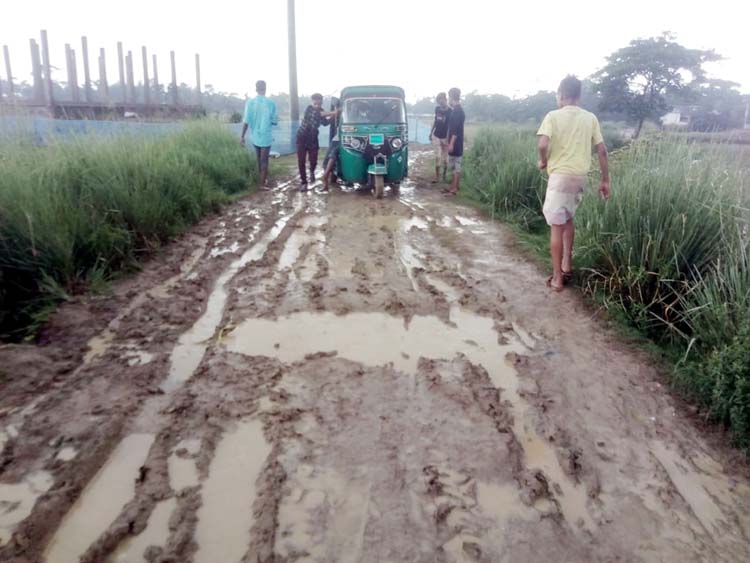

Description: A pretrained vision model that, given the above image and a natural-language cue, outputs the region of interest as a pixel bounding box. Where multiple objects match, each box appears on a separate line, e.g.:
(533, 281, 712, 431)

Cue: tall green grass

(0, 122, 256, 338)
(464, 127, 750, 447)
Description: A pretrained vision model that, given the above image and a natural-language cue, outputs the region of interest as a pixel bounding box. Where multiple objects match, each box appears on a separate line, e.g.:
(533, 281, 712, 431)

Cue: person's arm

(270, 101, 278, 127)
(592, 118, 609, 199)
(536, 113, 553, 169)
(429, 111, 437, 141)
(240, 101, 252, 146)
(537, 135, 550, 170)
(240, 123, 248, 146)
(596, 142, 610, 199)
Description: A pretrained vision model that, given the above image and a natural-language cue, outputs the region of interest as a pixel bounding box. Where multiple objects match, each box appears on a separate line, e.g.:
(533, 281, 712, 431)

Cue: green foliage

(0, 122, 256, 339)
(594, 33, 721, 137)
(463, 127, 750, 444)
(462, 126, 546, 230)
(677, 325, 750, 448)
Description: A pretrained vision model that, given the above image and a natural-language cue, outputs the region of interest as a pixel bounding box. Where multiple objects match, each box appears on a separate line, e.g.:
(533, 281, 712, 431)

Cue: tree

(593, 33, 721, 138)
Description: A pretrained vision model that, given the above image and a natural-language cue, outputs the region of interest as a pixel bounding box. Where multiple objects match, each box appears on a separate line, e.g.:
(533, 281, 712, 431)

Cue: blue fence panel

(0, 115, 434, 155)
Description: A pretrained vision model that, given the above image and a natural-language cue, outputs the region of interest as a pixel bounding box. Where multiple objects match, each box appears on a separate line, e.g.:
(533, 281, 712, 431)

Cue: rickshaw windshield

(342, 97, 406, 124)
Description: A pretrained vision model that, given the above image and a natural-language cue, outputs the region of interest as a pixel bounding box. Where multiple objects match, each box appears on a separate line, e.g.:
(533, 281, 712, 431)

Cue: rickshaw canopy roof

(340, 85, 405, 101)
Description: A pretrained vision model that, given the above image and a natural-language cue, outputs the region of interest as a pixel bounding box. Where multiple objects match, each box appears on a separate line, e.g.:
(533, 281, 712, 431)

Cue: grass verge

(0, 121, 258, 340)
(463, 125, 750, 449)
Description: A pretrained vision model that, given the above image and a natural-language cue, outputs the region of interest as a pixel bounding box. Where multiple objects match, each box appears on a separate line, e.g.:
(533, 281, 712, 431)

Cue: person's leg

(322, 157, 335, 191)
(254, 145, 262, 175)
(441, 141, 449, 181)
(433, 137, 441, 182)
(448, 157, 461, 194)
(259, 147, 271, 188)
(309, 146, 319, 181)
(562, 218, 575, 274)
(550, 224, 565, 289)
(296, 141, 307, 186)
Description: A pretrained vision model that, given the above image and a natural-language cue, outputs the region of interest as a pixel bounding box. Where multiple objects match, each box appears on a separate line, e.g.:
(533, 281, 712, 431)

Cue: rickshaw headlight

(391, 137, 403, 150)
(351, 137, 362, 150)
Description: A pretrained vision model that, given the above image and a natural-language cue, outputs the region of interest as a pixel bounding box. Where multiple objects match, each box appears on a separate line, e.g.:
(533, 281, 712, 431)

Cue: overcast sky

(2, 0, 748, 103)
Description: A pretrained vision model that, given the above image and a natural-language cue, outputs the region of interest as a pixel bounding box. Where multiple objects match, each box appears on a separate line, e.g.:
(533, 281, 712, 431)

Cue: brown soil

(1, 147, 749, 563)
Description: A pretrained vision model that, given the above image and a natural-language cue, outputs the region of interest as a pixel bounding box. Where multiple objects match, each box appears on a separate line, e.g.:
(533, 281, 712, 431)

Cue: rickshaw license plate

(369, 133, 385, 145)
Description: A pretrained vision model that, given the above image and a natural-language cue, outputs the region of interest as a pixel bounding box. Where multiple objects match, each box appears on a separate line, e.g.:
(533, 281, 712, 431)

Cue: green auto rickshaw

(337, 85, 408, 198)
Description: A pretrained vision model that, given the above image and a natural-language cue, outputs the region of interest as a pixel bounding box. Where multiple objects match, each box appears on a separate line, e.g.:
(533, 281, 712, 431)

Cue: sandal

(562, 271, 573, 285)
(546, 276, 564, 292)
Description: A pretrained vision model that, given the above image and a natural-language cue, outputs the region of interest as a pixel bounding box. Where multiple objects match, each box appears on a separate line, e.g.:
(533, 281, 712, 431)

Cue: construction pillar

(126, 50, 135, 104)
(170, 50, 178, 106)
(81, 36, 92, 102)
(99, 47, 109, 101)
(3, 45, 13, 98)
(30, 39, 44, 102)
(152, 54, 159, 104)
(195, 53, 201, 105)
(141, 46, 150, 106)
(287, 0, 299, 122)
(117, 42, 125, 102)
(40, 30, 53, 106)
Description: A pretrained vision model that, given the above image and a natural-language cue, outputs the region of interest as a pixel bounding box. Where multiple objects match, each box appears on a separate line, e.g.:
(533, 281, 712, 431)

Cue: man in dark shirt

(321, 97, 341, 190)
(296, 93, 336, 192)
(445, 87, 465, 196)
(429, 92, 452, 183)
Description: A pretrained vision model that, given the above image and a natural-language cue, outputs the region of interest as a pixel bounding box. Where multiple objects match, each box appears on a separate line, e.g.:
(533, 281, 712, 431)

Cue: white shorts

(432, 136, 449, 164)
(542, 174, 587, 226)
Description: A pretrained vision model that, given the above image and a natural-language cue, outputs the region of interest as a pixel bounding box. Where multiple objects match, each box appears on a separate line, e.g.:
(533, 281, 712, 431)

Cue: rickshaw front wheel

(374, 175, 385, 199)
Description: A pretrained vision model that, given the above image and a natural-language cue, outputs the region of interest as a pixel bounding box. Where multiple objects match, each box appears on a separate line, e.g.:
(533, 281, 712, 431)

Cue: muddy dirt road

(1, 147, 750, 562)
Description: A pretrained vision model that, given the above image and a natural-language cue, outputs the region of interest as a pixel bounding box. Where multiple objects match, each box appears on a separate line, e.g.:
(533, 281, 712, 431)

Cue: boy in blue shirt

(240, 80, 278, 190)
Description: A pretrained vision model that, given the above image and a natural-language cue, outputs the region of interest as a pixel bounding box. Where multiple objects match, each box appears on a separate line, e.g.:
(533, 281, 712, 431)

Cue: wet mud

(1, 147, 749, 562)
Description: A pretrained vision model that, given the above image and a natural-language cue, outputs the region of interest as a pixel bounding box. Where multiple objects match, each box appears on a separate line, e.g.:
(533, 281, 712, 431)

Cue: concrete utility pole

(745, 103, 750, 130)
(287, 0, 299, 122)
(41, 30, 53, 105)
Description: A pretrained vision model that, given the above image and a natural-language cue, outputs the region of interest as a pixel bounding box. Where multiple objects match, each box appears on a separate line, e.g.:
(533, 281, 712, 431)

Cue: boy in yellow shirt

(537, 75, 610, 291)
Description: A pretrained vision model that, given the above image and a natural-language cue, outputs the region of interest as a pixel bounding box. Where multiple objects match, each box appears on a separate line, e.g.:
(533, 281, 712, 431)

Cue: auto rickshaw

(337, 85, 408, 198)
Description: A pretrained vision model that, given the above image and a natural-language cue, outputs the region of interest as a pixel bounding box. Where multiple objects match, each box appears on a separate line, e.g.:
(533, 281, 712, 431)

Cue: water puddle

(194, 419, 271, 563)
(512, 322, 536, 350)
(455, 216, 480, 227)
(278, 215, 327, 273)
(44, 433, 155, 563)
(168, 439, 201, 492)
(224, 301, 594, 531)
(402, 216, 429, 231)
(125, 349, 155, 367)
(650, 441, 747, 540)
(161, 212, 296, 393)
(210, 241, 240, 258)
(109, 498, 176, 563)
(56, 447, 78, 462)
(398, 235, 425, 294)
(0, 471, 53, 546)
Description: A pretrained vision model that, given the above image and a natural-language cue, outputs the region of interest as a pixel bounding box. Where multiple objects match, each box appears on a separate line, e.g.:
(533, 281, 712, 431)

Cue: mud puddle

(44, 433, 155, 563)
(0, 471, 54, 546)
(162, 209, 299, 393)
(194, 419, 271, 563)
